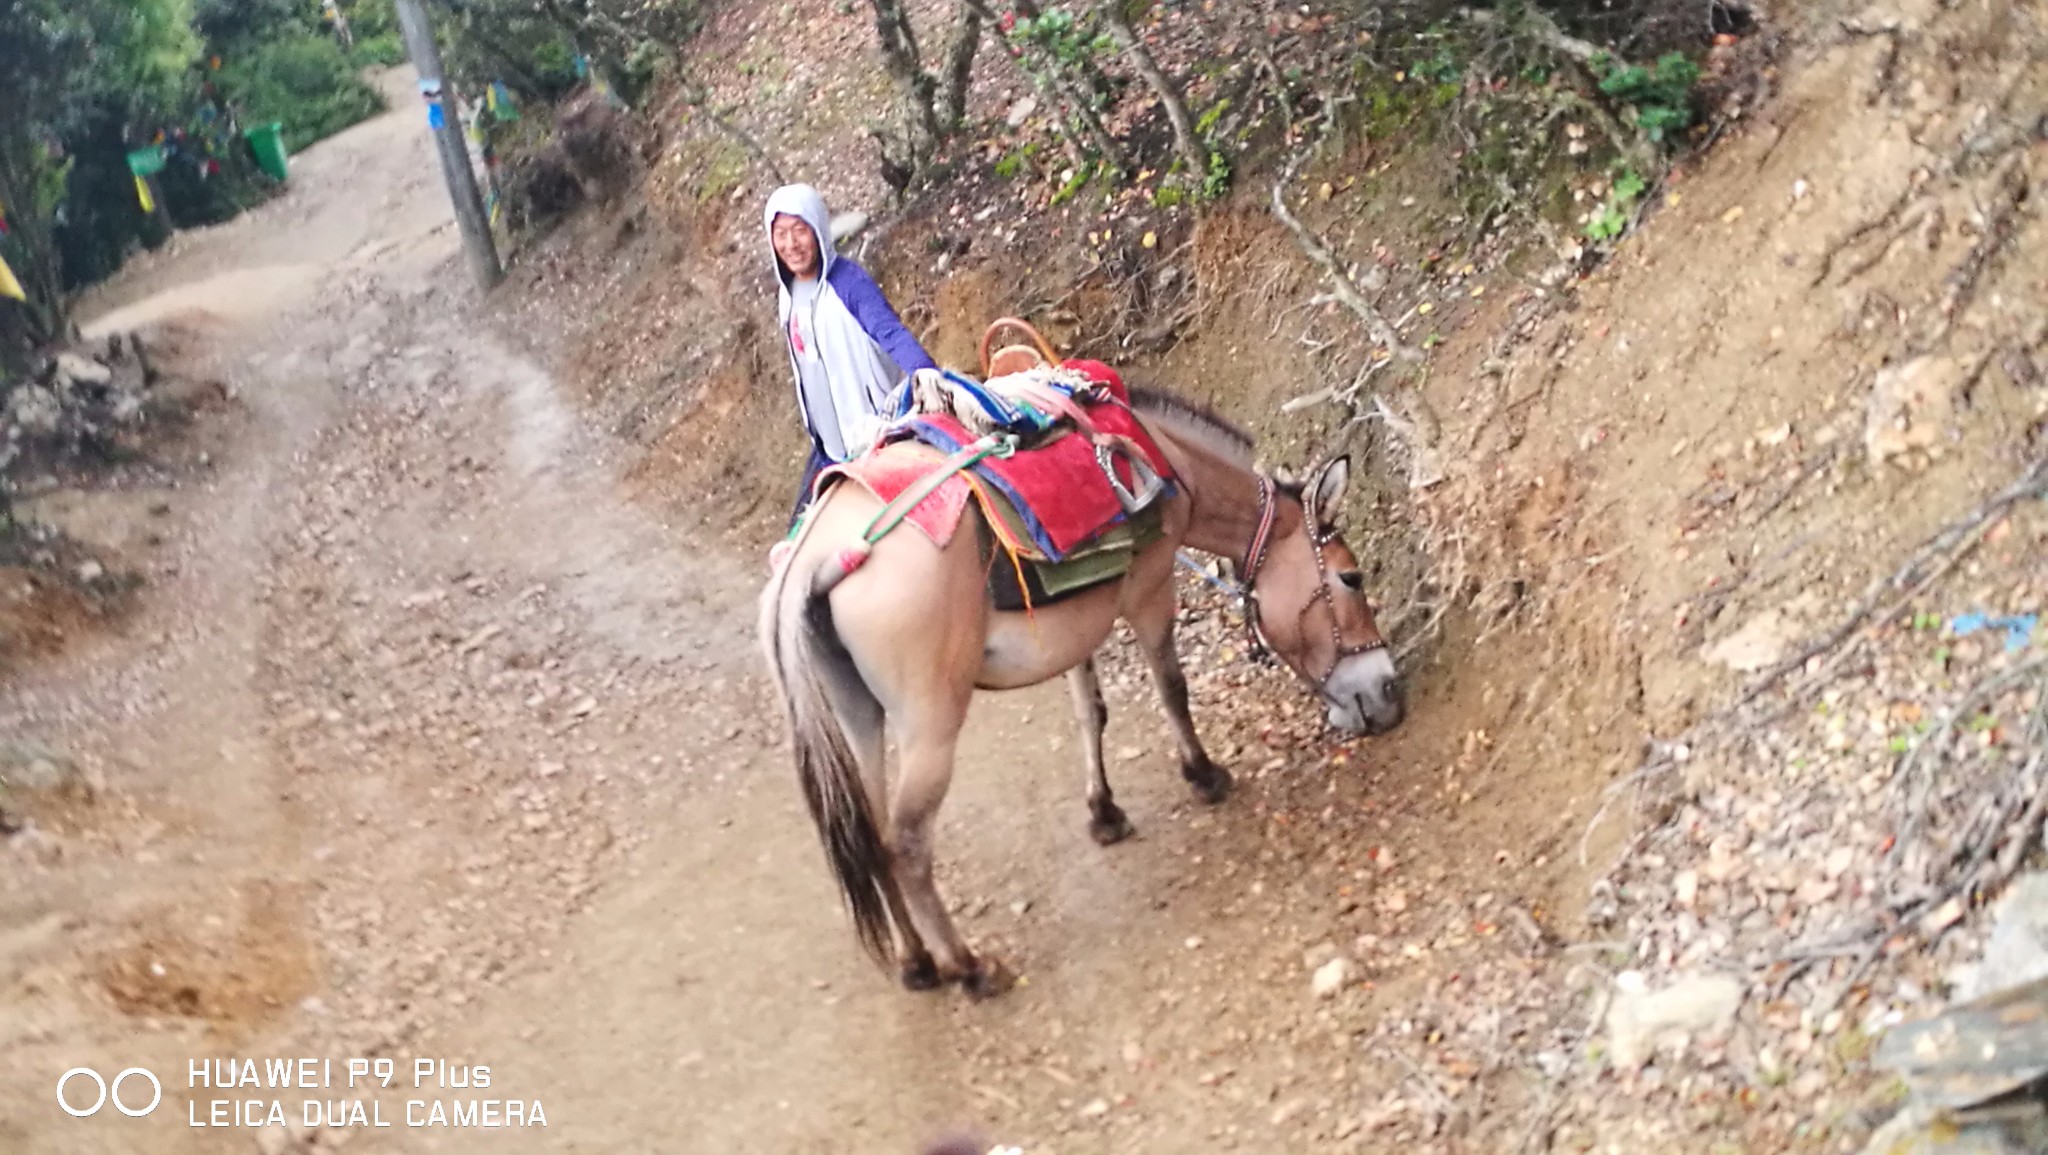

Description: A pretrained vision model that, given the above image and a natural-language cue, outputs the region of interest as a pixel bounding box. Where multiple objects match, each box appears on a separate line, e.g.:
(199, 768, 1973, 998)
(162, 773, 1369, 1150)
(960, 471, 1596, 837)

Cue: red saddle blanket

(820, 400, 1176, 562)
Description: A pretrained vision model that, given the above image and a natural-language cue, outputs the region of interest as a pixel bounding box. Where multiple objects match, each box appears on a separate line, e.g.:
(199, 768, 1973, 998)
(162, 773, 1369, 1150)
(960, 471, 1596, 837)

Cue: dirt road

(4, 69, 1504, 1155)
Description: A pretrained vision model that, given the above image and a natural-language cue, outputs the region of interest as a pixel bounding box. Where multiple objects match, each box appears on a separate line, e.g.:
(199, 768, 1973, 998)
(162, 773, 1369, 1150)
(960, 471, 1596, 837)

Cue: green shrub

(1048, 161, 1095, 206)
(1583, 168, 1646, 240)
(1596, 51, 1701, 144)
(616, 39, 667, 105)
(349, 32, 404, 69)
(342, 0, 397, 41)
(1199, 149, 1231, 202)
(1413, 46, 1460, 85)
(216, 34, 385, 153)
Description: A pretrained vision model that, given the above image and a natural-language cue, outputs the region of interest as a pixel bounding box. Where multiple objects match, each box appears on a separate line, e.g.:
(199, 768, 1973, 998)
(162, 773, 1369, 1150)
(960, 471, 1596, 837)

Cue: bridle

(1234, 473, 1387, 702)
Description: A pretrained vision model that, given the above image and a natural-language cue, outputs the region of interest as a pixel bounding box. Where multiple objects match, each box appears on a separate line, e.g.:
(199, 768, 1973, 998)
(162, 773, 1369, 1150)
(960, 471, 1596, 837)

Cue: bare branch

(1461, 6, 1600, 63)
(1269, 153, 1419, 364)
(679, 82, 786, 185)
(1094, 1, 1206, 181)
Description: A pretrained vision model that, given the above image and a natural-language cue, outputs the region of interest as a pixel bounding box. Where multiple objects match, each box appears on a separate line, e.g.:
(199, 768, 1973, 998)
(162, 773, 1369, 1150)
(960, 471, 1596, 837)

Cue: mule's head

(1244, 455, 1405, 736)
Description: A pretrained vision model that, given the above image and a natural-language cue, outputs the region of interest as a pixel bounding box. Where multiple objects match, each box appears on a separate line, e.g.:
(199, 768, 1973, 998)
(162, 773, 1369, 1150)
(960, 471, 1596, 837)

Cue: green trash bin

(245, 122, 289, 182)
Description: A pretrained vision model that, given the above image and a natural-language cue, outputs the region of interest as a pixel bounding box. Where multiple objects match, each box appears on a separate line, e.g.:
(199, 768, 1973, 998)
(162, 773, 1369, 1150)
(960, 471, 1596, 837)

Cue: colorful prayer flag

(0, 253, 26, 302)
(487, 81, 519, 121)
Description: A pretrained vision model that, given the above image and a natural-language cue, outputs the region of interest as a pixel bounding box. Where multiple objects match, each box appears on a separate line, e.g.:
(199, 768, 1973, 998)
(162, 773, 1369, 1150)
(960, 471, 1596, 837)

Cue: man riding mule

(758, 321, 1405, 997)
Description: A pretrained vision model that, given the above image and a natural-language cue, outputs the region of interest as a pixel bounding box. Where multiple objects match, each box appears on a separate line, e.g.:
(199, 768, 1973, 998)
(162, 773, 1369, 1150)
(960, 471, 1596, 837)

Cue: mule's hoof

(1184, 759, 1233, 804)
(1089, 805, 1135, 846)
(900, 952, 942, 991)
(962, 956, 1016, 1001)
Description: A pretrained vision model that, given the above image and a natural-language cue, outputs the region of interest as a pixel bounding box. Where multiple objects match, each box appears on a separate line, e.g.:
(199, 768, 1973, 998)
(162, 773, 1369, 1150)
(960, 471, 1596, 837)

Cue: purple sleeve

(830, 260, 937, 374)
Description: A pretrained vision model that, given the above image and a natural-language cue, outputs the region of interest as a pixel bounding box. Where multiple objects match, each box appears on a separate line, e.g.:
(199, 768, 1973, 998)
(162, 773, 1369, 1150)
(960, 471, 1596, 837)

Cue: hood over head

(764, 184, 833, 287)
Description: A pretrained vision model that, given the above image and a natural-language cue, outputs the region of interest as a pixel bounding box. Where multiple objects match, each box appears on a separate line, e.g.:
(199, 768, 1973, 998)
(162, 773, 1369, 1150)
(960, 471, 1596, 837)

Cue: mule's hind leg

(1126, 579, 1233, 804)
(829, 679, 939, 989)
(890, 715, 1015, 999)
(1067, 658, 1133, 845)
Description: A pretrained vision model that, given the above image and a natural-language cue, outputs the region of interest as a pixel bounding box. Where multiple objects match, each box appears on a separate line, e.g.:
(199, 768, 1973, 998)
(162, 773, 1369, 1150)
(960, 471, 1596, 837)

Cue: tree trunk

(1094, 1, 1206, 180)
(866, 0, 942, 156)
(936, 1, 985, 131)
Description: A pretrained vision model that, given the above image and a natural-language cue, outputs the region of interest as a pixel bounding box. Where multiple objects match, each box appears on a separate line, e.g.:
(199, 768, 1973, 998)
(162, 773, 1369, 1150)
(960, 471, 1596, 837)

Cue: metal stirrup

(1098, 441, 1164, 513)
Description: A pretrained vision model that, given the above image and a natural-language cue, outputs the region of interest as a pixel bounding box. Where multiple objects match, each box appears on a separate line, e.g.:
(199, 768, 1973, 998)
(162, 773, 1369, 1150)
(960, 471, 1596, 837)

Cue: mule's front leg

(1067, 658, 1133, 845)
(1127, 588, 1233, 804)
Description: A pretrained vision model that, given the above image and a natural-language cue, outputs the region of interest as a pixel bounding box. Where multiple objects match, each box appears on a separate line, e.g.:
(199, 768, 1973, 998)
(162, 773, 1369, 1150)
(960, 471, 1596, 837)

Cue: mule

(758, 384, 1405, 996)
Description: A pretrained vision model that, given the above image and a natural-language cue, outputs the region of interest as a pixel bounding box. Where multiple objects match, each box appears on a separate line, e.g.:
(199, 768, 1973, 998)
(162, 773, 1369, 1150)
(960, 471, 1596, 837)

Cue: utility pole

(393, 0, 503, 292)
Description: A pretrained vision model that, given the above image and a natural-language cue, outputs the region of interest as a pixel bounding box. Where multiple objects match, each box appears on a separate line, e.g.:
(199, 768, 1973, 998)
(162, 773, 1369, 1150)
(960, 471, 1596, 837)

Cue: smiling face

(771, 213, 821, 281)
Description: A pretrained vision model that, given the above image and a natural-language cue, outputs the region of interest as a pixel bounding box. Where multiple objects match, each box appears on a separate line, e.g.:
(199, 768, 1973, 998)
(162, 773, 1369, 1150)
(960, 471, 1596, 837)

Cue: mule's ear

(1307, 454, 1352, 530)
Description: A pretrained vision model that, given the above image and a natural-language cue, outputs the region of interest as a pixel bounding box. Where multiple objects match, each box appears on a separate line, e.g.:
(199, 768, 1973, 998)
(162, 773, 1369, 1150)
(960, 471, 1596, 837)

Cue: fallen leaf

(1721, 205, 1745, 224)
(1142, 230, 1157, 249)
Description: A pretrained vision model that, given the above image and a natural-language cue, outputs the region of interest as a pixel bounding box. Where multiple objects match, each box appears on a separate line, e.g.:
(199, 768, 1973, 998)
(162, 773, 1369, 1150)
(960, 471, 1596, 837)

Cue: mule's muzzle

(1323, 652, 1405, 736)
(1363, 679, 1406, 734)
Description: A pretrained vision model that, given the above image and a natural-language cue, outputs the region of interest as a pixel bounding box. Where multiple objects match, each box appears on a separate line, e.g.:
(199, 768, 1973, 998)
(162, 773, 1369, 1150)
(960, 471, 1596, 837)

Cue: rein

(1231, 473, 1385, 701)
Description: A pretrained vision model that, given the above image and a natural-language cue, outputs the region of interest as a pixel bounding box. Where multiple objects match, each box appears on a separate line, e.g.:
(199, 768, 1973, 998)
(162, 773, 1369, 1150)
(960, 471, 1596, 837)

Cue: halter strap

(1239, 474, 1279, 582)
(1231, 473, 1386, 703)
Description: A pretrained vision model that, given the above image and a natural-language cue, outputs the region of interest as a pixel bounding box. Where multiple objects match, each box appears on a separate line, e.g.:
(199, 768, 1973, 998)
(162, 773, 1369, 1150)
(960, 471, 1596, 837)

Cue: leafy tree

(0, 0, 199, 340)
(1, 0, 387, 355)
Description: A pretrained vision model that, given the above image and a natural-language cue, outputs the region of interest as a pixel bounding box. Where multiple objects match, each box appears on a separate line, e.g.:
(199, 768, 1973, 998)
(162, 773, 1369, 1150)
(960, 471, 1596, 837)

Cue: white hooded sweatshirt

(764, 184, 936, 462)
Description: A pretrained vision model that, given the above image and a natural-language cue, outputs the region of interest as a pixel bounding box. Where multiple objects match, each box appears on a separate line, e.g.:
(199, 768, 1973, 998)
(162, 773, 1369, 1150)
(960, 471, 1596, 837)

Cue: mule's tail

(759, 549, 894, 966)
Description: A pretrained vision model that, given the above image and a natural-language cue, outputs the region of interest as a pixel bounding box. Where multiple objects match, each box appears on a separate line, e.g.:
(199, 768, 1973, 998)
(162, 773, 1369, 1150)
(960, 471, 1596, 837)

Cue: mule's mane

(1126, 384, 1255, 468)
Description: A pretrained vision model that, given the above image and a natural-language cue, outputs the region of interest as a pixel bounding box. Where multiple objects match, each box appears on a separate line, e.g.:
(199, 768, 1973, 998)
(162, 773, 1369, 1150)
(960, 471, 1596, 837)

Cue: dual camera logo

(57, 1067, 162, 1118)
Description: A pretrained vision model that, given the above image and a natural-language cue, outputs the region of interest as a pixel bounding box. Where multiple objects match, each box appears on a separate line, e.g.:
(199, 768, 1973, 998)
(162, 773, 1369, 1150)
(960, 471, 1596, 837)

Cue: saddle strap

(859, 433, 1017, 549)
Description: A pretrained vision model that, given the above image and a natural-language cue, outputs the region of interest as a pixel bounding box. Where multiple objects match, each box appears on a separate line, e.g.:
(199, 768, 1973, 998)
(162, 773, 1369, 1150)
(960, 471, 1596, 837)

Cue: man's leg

(788, 444, 830, 529)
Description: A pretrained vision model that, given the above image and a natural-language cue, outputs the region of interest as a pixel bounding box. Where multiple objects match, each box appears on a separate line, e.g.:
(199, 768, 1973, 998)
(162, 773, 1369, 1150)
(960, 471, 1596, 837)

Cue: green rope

(858, 433, 1017, 547)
